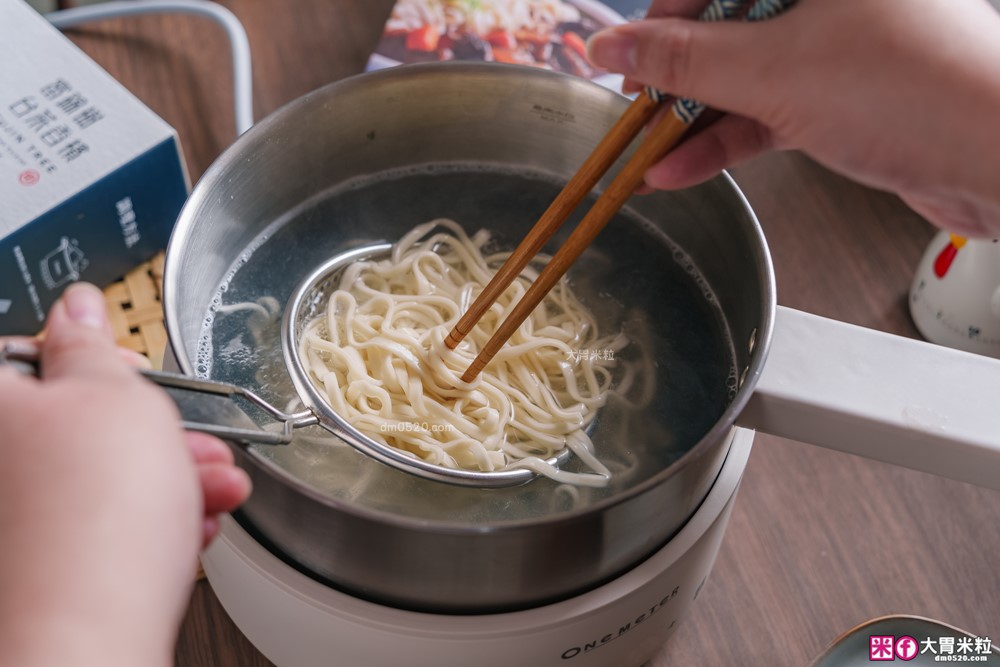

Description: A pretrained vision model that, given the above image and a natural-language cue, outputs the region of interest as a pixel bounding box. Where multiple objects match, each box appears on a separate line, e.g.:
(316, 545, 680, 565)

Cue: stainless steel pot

(164, 63, 1000, 614)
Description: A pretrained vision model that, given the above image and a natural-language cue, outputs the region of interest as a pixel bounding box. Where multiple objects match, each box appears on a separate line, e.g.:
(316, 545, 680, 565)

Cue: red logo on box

(18, 169, 40, 186)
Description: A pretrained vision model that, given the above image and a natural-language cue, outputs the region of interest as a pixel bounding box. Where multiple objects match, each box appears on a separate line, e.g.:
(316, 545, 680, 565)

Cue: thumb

(587, 18, 781, 120)
(41, 282, 124, 381)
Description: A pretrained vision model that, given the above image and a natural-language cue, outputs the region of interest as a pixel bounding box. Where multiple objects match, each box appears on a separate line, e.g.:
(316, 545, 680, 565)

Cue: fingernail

(63, 283, 106, 330)
(202, 516, 220, 549)
(586, 29, 636, 74)
(187, 433, 234, 463)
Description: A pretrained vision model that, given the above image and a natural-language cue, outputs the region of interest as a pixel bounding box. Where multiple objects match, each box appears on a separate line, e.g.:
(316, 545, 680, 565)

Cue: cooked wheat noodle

(299, 218, 629, 487)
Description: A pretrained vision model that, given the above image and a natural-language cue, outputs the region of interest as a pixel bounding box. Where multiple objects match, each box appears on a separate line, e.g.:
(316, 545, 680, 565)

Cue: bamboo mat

(102, 253, 205, 581)
(103, 252, 168, 369)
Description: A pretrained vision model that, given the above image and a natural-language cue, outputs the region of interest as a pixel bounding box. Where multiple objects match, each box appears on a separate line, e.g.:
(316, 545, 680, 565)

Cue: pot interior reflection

(196, 163, 736, 523)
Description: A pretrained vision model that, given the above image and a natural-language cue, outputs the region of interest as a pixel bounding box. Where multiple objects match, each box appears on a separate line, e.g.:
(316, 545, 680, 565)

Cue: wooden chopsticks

(457, 97, 693, 382)
(450, 0, 795, 382)
(443, 92, 660, 350)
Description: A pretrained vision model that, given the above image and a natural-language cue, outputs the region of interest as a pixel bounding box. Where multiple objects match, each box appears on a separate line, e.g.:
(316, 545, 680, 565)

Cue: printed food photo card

(368, 0, 650, 92)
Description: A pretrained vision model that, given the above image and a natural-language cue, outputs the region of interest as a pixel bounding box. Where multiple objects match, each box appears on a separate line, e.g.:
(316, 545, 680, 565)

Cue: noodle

(298, 218, 628, 487)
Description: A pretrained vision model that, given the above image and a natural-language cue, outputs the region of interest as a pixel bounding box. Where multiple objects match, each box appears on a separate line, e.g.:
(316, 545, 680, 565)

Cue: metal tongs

(0, 340, 316, 445)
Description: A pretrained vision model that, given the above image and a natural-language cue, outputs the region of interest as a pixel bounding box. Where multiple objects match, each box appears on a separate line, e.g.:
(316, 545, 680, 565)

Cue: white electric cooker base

(201, 428, 753, 667)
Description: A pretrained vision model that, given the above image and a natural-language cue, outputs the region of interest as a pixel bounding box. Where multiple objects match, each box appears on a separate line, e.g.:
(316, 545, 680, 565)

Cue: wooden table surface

(61, 2, 999, 665)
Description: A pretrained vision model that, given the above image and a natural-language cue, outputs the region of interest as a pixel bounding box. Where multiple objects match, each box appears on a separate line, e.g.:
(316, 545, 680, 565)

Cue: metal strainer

(279, 242, 574, 487)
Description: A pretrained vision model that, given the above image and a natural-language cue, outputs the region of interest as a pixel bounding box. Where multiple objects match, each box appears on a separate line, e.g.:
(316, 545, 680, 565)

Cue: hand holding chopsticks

(450, 0, 796, 382)
(442, 92, 661, 351)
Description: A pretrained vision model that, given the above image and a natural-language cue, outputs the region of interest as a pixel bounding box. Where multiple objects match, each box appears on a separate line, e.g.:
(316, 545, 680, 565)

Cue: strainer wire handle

(140, 369, 319, 444)
(0, 341, 317, 446)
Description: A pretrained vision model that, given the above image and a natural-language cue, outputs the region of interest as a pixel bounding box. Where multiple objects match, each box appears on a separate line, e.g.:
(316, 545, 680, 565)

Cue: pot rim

(163, 62, 777, 533)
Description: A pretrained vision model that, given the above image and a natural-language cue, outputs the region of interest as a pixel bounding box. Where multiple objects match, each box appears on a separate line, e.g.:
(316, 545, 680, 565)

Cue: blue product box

(0, 0, 188, 334)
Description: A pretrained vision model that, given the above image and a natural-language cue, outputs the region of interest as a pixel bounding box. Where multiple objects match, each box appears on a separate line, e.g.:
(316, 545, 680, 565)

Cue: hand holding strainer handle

(0, 340, 317, 446)
(1, 306, 557, 490)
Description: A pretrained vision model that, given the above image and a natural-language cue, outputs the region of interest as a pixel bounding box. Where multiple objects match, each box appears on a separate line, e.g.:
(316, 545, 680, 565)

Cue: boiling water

(196, 164, 736, 523)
